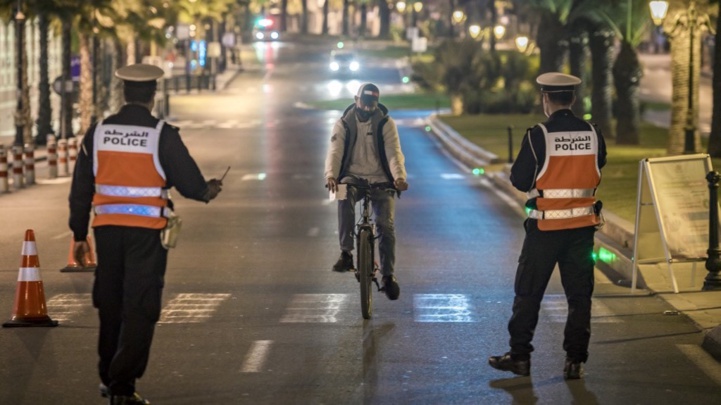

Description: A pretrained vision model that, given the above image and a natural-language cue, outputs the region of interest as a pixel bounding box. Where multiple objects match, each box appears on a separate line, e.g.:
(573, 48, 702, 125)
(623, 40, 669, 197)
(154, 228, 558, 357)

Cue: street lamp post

(649, 0, 711, 154)
(14, 0, 25, 147)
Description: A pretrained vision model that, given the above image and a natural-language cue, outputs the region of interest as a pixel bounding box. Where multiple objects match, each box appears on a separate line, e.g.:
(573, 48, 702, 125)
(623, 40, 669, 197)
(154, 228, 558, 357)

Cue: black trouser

(507, 219, 595, 363)
(93, 226, 167, 396)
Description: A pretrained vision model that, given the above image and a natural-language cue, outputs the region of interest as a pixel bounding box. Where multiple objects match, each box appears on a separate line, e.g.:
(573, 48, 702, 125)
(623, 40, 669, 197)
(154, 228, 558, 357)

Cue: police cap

(115, 64, 163, 88)
(536, 72, 581, 93)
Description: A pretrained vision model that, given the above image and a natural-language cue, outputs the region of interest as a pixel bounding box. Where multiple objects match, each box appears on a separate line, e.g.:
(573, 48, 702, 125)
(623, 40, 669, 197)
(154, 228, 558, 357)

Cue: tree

(707, 0, 721, 156)
(581, 0, 651, 145)
(660, 0, 712, 154)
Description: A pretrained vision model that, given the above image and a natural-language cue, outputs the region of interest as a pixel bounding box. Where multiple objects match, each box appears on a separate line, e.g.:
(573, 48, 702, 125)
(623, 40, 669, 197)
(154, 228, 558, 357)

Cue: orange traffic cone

(60, 236, 97, 272)
(3, 229, 59, 327)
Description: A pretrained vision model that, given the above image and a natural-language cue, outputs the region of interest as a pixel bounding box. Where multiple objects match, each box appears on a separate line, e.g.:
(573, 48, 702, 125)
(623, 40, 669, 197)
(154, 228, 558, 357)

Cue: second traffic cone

(3, 229, 59, 327)
(60, 236, 97, 272)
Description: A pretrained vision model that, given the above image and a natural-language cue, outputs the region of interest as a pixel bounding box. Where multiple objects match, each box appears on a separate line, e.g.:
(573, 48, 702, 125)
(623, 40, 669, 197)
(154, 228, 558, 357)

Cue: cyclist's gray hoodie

(324, 103, 406, 185)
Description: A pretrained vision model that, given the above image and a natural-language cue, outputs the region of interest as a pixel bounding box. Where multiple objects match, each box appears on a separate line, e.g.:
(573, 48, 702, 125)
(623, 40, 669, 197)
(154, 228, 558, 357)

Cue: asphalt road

(1, 40, 720, 405)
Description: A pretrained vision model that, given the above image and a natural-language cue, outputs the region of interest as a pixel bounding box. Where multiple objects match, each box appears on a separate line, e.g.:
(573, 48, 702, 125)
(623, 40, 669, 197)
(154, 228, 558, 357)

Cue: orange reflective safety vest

(528, 123, 601, 231)
(91, 120, 169, 229)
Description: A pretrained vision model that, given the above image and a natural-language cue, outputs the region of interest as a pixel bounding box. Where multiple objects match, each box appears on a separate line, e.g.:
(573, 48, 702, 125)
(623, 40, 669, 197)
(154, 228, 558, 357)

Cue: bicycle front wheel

(358, 228, 374, 319)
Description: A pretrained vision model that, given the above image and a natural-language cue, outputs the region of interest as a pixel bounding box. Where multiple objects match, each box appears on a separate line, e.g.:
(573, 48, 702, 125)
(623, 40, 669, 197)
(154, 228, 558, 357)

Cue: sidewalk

(426, 113, 721, 361)
(0, 61, 244, 165)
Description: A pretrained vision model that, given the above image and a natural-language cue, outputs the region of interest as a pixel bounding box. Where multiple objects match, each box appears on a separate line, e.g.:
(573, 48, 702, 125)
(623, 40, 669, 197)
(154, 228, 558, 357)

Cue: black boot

(488, 353, 531, 376)
(564, 358, 584, 379)
(332, 251, 354, 272)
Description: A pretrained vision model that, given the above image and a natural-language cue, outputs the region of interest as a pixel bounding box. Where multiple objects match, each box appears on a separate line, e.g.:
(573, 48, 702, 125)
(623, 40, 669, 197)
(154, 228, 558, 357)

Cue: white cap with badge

(536, 72, 581, 93)
(115, 64, 164, 86)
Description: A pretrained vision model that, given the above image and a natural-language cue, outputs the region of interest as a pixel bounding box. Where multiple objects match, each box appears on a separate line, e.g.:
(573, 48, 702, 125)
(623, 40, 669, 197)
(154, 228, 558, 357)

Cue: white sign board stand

(632, 154, 713, 293)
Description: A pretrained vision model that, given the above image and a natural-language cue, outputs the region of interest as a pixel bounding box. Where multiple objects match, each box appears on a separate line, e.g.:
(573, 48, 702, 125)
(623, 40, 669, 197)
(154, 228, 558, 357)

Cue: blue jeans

(338, 183, 396, 276)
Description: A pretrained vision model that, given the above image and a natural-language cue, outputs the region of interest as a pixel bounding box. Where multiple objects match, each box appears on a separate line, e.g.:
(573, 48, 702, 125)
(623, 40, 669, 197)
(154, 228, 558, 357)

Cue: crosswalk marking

(280, 294, 347, 323)
(414, 294, 476, 322)
(241, 340, 273, 373)
(541, 294, 621, 323)
(158, 293, 231, 324)
(42, 293, 622, 325)
(46, 293, 91, 323)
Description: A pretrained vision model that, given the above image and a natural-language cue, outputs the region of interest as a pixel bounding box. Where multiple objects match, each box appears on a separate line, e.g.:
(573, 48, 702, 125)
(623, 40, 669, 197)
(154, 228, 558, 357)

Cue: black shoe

(381, 275, 400, 300)
(332, 251, 354, 272)
(564, 358, 584, 380)
(488, 353, 531, 376)
(109, 392, 150, 405)
(99, 383, 109, 398)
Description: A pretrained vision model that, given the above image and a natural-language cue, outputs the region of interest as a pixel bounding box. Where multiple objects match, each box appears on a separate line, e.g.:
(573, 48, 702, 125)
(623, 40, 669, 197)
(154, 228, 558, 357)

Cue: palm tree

(378, 0, 391, 38)
(707, 0, 721, 156)
(0, 0, 33, 145)
(583, 0, 650, 145)
(661, 0, 712, 154)
(523, 0, 574, 74)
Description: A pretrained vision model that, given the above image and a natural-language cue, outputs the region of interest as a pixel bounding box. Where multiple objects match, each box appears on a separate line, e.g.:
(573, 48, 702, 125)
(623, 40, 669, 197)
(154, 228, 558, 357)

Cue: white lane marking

(241, 173, 267, 181)
(158, 293, 231, 324)
(46, 293, 91, 322)
(414, 294, 476, 322)
(36, 178, 72, 185)
(541, 294, 621, 323)
(241, 340, 273, 373)
(280, 294, 347, 323)
(307, 227, 320, 237)
(52, 231, 73, 240)
(677, 344, 721, 386)
(440, 173, 465, 180)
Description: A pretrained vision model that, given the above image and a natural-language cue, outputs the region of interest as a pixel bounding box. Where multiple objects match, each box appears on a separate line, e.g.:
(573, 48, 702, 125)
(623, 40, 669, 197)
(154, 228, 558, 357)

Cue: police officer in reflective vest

(489, 72, 607, 380)
(69, 64, 223, 405)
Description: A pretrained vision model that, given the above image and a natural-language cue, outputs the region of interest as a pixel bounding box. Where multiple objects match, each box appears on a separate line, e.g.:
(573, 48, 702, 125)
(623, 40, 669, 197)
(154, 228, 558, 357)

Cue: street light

(649, 0, 712, 154)
(452, 10, 466, 25)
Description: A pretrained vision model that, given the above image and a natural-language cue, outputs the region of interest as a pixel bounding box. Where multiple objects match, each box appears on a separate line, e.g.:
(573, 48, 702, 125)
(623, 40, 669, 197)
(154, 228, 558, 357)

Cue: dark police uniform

(490, 72, 607, 379)
(69, 64, 220, 404)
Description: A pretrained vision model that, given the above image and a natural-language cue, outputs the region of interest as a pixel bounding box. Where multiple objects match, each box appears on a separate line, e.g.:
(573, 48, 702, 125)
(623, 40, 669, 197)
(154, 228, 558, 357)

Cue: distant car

(253, 18, 280, 41)
(329, 50, 360, 76)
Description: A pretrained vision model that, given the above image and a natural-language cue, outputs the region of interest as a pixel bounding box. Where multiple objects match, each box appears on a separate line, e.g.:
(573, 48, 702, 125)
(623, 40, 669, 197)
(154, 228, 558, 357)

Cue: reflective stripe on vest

(527, 188, 596, 199)
(96, 184, 169, 199)
(94, 204, 168, 218)
(528, 206, 594, 220)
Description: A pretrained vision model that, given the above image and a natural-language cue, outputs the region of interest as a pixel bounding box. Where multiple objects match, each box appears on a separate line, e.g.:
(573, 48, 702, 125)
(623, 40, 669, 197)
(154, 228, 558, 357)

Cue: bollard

(704, 171, 721, 291)
(23, 144, 35, 186)
(58, 139, 69, 177)
(0, 145, 8, 193)
(507, 126, 514, 164)
(47, 141, 57, 179)
(11, 145, 24, 189)
(68, 137, 78, 172)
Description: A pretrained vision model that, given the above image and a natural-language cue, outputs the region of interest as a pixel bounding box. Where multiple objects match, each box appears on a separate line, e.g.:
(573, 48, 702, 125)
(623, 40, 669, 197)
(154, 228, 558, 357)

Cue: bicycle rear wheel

(358, 228, 374, 319)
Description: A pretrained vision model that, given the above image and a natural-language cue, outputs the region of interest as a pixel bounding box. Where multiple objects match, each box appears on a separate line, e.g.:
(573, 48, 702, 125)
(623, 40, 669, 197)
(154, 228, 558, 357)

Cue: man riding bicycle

(325, 83, 409, 300)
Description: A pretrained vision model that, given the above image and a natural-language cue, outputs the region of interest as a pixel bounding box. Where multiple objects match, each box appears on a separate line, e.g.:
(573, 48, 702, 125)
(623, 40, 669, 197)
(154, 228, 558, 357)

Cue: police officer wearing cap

(69, 63, 223, 405)
(325, 83, 409, 300)
(489, 72, 607, 380)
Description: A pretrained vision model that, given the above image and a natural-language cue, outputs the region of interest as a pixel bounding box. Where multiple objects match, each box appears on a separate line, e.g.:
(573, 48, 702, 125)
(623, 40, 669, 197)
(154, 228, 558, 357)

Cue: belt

(96, 184, 169, 199)
(94, 204, 171, 218)
(527, 188, 596, 199)
(528, 206, 594, 220)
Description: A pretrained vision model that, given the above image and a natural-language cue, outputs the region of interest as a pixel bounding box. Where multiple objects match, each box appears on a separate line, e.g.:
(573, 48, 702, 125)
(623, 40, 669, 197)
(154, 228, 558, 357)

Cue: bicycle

(347, 181, 394, 319)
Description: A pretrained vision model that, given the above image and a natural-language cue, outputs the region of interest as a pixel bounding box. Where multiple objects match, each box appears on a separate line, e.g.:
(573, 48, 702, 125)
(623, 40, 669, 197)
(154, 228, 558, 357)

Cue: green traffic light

(402, 76, 410, 84)
(472, 167, 485, 176)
